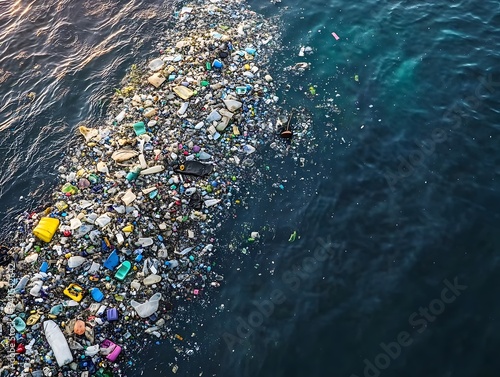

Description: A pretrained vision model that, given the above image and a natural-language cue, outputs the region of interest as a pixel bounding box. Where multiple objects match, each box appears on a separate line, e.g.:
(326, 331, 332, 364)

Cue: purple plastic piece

(107, 308, 118, 321)
(101, 339, 122, 362)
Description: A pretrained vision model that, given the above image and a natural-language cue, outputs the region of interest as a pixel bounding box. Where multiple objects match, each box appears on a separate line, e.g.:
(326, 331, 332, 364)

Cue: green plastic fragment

(133, 121, 146, 136)
(61, 183, 78, 195)
(288, 231, 297, 242)
(88, 174, 99, 184)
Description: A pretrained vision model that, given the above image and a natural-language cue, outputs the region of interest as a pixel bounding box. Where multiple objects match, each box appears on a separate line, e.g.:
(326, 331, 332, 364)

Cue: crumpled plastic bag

(130, 292, 162, 318)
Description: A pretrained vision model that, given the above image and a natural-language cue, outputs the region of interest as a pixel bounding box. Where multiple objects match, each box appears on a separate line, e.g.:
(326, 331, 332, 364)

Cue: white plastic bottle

(115, 110, 126, 123)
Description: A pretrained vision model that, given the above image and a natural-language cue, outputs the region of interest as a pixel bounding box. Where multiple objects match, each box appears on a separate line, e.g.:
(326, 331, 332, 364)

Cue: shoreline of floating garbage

(0, 0, 316, 375)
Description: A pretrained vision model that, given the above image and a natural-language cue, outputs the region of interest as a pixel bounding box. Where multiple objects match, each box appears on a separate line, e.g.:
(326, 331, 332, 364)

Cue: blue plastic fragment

(103, 250, 119, 270)
(91, 288, 104, 303)
(101, 240, 109, 251)
(40, 261, 49, 273)
(212, 59, 223, 69)
(245, 47, 256, 55)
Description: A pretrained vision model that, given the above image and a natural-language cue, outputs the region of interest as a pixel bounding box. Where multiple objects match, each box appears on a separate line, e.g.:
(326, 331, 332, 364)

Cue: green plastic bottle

(61, 183, 78, 195)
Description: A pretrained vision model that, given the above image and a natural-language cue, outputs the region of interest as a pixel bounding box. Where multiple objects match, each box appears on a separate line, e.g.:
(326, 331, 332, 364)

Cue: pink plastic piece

(101, 339, 122, 362)
(332, 32, 340, 40)
(193, 289, 199, 295)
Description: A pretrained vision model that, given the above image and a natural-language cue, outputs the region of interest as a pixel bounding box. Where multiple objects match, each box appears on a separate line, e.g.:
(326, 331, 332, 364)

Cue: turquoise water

(1, 0, 500, 376)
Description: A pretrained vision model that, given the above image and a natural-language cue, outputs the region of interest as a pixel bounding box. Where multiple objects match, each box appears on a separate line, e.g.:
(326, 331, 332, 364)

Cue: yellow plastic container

(33, 217, 60, 243)
(63, 283, 84, 302)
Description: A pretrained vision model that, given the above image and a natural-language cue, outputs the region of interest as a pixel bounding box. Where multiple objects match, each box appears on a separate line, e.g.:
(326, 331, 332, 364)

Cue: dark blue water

(2, 0, 500, 376)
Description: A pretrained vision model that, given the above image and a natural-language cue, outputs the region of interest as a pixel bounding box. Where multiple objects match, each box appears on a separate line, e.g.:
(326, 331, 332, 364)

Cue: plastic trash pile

(0, 0, 313, 375)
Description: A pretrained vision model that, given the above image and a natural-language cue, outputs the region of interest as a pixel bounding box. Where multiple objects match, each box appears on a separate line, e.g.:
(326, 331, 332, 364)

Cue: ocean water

(1, 0, 500, 376)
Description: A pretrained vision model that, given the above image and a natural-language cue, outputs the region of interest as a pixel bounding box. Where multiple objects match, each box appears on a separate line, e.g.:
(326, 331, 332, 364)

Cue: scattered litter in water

(0, 0, 321, 375)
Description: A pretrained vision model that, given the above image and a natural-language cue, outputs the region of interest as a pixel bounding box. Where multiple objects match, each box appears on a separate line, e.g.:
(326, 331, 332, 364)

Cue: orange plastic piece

(74, 320, 85, 335)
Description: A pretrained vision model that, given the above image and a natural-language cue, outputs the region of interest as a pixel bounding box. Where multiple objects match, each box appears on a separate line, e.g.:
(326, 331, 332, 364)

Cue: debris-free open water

(1, 0, 500, 376)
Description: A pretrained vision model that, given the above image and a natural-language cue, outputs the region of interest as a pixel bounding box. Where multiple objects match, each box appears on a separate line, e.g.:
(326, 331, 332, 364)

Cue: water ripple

(0, 0, 175, 224)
